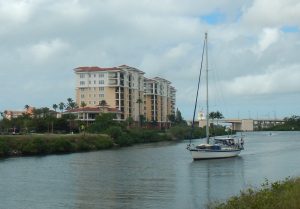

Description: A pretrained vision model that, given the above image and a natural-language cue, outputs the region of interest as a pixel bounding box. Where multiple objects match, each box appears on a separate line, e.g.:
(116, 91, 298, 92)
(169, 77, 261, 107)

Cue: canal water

(1, 131, 300, 209)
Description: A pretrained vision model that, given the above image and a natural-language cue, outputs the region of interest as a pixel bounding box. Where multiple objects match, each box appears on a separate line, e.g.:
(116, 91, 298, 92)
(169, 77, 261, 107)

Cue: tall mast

(205, 32, 209, 143)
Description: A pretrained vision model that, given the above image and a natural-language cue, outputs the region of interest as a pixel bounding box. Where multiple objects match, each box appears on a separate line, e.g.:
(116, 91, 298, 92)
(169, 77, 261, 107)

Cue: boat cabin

(196, 144, 221, 150)
(214, 138, 236, 146)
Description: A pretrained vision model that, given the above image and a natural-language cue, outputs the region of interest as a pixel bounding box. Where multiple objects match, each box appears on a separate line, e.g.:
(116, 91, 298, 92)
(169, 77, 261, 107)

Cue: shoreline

(210, 177, 300, 209)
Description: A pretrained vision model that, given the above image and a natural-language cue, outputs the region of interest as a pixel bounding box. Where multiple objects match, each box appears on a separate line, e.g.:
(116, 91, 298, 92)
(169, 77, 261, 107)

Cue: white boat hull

(190, 149, 241, 160)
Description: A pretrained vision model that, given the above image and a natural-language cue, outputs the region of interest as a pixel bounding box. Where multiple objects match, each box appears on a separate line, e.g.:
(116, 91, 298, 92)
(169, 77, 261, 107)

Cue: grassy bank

(0, 134, 113, 157)
(209, 178, 300, 209)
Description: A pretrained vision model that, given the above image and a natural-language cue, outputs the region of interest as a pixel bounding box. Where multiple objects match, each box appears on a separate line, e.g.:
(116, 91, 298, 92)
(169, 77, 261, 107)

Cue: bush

(106, 126, 123, 140)
(210, 178, 300, 209)
(50, 138, 74, 153)
(0, 139, 10, 156)
(114, 133, 134, 146)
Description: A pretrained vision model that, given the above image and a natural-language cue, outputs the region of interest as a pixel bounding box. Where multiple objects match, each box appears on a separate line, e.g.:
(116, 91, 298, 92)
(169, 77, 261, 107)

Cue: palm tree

(215, 111, 224, 125)
(59, 102, 65, 113)
(80, 101, 87, 108)
(99, 100, 107, 113)
(24, 104, 30, 110)
(80, 101, 87, 123)
(66, 98, 77, 110)
(52, 104, 58, 112)
(24, 104, 30, 115)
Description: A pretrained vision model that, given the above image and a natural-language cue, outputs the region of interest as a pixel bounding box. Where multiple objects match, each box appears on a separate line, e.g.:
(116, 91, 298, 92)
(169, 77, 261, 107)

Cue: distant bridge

(188, 118, 285, 131)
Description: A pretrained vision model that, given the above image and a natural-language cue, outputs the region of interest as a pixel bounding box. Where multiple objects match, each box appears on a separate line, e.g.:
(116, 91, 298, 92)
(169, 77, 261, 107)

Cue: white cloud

(1, 0, 300, 118)
(253, 28, 280, 53)
(242, 0, 300, 28)
(47, 0, 89, 21)
(0, 0, 35, 25)
(19, 39, 70, 63)
(220, 64, 300, 96)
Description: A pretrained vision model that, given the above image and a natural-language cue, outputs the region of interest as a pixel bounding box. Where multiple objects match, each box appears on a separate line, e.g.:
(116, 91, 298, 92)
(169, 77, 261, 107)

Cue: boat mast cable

(205, 32, 209, 144)
(189, 35, 206, 145)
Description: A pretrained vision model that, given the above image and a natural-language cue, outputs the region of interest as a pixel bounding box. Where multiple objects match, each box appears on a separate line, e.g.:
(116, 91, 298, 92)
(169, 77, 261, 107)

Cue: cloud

(0, 0, 35, 24)
(255, 28, 280, 53)
(220, 64, 300, 96)
(19, 39, 70, 64)
(242, 0, 300, 28)
(0, 0, 300, 119)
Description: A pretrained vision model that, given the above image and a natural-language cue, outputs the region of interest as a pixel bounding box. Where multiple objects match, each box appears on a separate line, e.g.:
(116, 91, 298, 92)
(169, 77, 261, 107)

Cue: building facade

(74, 65, 176, 123)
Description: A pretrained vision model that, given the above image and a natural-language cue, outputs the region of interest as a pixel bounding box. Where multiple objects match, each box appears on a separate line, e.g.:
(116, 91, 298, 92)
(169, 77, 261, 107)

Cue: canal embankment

(0, 126, 228, 157)
(209, 177, 300, 209)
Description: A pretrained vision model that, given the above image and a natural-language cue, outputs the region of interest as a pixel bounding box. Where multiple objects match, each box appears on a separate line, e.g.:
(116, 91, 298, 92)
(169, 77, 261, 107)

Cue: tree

(167, 114, 176, 123)
(80, 101, 87, 108)
(66, 98, 77, 110)
(24, 104, 30, 111)
(175, 108, 186, 125)
(59, 102, 65, 113)
(89, 113, 116, 132)
(99, 100, 107, 113)
(136, 98, 143, 127)
(209, 111, 224, 125)
(52, 104, 58, 112)
(125, 116, 134, 129)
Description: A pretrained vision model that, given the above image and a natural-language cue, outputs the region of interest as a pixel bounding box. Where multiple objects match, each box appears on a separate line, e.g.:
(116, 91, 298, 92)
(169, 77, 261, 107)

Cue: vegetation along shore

(209, 177, 300, 209)
(0, 104, 230, 158)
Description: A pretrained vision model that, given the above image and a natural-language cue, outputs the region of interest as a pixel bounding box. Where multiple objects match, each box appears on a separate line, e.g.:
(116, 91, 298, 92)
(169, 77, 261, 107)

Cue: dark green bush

(0, 139, 10, 156)
(211, 178, 300, 209)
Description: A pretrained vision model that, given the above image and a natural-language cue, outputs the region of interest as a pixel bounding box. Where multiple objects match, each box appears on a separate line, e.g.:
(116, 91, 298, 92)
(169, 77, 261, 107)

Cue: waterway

(1, 131, 300, 209)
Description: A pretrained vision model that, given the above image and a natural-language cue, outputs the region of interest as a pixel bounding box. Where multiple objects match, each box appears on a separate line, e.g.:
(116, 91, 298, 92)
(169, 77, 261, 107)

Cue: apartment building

(74, 65, 176, 123)
(144, 77, 176, 123)
(75, 65, 144, 121)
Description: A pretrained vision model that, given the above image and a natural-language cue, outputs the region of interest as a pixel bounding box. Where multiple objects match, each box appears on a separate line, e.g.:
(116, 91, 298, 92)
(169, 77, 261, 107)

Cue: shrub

(0, 139, 10, 156)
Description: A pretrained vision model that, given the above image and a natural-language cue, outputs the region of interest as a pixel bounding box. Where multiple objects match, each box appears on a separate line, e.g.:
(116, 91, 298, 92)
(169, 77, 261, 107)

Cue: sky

(1, 0, 300, 120)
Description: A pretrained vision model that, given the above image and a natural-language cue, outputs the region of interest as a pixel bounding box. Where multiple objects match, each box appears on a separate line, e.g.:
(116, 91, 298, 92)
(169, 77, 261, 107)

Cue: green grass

(209, 178, 300, 209)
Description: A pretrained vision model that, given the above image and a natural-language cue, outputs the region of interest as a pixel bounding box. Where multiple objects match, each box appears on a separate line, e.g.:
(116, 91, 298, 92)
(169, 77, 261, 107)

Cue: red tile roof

(74, 65, 145, 74)
(74, 66, 119, 72)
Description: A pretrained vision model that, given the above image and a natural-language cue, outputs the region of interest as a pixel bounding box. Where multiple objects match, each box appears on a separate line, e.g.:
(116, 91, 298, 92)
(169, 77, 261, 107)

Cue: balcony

(108, 80, 118, 85)
(108, 73, 118, 79)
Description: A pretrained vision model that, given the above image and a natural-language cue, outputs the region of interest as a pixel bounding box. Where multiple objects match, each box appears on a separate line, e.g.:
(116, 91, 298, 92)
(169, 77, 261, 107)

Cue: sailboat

(187, 33, 244, 160)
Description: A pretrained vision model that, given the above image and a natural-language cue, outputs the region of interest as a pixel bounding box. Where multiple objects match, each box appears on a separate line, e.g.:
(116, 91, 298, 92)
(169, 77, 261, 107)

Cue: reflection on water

(0, 132, 300, 209)
(188, 157, 245, 208)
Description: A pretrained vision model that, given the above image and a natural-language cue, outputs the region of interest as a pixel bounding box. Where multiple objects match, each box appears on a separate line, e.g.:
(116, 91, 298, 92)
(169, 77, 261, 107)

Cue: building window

(80, 81, 85, 85)
(89, 74, 91, 78)
(99, 87, 104, 91)
(89, 81, 91, 84)
(81, 94, 84, 98)
(94, 80, 96, 84)
(80, 74, 85, 78)
(94, 74, 96, 77)
(99, 73, 104, 78)
(99, 94, 104, 98)
(99, 80, 104, 84)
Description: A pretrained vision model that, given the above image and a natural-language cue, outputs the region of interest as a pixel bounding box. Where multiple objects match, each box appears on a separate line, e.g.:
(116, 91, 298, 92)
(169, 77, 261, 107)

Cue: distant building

(64, 106, 122, 122)
(3, 106, 34, 120)
(74, 65, 176, 124)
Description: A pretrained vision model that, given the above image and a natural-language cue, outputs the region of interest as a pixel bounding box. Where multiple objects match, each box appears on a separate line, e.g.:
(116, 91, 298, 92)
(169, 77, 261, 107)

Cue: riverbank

(0, 126, 229, 157)
(210, 177, 300, 209)
(0, 134, 114, 157)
